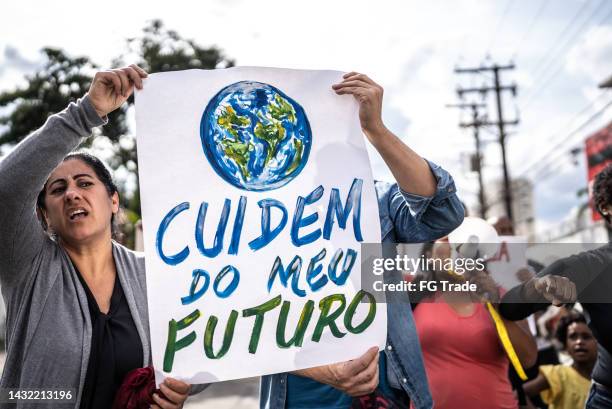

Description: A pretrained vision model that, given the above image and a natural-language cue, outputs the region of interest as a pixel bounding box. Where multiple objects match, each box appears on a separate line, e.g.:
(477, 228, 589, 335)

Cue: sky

(1, 0, 611, 237)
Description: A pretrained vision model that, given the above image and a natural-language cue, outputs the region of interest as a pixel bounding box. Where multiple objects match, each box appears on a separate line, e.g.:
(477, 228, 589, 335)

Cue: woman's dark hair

(593, 163, 612, 224)
(36, 151, 120, 235)
(554, 310, 587, 347)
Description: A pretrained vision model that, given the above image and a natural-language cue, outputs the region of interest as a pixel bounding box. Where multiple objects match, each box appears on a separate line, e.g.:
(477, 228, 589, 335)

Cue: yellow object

(539, 365, 591, 409)
(446, 268, 528, 379)
(486, 302, 528, 381)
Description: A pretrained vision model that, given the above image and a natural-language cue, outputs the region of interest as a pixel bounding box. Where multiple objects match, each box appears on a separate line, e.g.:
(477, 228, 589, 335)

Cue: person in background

(499, 163, 612, 409)
(260, 73, 465, 409)
(411, 238, 537, 409)
(523, 311, 597, 409)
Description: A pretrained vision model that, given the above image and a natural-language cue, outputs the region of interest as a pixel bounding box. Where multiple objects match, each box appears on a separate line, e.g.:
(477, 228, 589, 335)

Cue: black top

(499, 243, 612, 388)
(74, 266, 144, 409)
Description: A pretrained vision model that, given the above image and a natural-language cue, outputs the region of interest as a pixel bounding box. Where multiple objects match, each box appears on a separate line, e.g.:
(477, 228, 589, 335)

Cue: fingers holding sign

(324, 346, 380, 396)
(332, 72, 386, 139)
(88, 65, 148, 118)
(151, 378, 191, 409)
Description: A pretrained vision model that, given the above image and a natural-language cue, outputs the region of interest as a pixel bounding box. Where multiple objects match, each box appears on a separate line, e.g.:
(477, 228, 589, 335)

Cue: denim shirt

(260, 160, 464, 409)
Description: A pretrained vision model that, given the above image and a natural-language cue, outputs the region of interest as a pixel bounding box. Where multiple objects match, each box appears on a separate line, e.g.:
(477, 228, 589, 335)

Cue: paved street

(184, 378, 259, 409)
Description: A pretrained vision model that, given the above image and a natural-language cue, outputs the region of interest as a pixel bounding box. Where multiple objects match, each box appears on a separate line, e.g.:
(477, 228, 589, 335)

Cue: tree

(0, 20, 234, 247)
(0, 48, 96, 146)
(111, 19, 235, 227)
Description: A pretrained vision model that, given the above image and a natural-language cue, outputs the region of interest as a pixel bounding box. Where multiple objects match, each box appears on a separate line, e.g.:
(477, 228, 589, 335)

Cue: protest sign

(135, 67, 386, 384)
(486, 235, 529, 290)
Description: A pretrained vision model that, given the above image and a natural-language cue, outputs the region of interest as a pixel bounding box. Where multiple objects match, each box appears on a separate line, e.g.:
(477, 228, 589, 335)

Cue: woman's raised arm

(0, 66, 147, 288)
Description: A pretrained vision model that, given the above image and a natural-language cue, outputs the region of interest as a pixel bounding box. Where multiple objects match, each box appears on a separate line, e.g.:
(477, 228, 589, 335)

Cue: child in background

(523, 311, 598, 409)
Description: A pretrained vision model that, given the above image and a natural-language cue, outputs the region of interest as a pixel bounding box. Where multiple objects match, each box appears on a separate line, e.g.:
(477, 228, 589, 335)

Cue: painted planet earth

(200, 81, 311, 191)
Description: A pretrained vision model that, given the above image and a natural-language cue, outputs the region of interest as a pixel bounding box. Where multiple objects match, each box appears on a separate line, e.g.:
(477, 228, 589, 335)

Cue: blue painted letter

(291, 185, 324, 246)
(195, 199, 231, 258)
(306, 248, 328, 292)
(181, 269, 210, 305)
(228, 196, 247, 255)
(156, 202, 190, 266)
(214, 265, 240, 298)
(249, 199, 288, 251)
(323, 179, 363, 241)
(268, 255, 306, 297)
(328, 248, 357, 286)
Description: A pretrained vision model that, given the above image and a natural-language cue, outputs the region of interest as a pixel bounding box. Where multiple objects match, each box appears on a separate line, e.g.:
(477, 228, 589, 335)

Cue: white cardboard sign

(135, 68, 386, 384)
(486, 235, 529, 290)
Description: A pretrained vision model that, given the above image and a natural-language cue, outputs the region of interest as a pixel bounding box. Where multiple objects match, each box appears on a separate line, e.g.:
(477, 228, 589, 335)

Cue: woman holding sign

(0, 66, 192, 408)
(260, 73, 466, 408)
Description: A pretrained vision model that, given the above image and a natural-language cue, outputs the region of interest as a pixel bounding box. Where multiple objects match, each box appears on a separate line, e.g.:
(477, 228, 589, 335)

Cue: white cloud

(566, 25, 612, 83)
(1, 0, 610, 231)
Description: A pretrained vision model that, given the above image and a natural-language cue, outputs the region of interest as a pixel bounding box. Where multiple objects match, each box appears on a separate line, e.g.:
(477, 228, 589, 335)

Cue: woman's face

(42, 159, 118, 246)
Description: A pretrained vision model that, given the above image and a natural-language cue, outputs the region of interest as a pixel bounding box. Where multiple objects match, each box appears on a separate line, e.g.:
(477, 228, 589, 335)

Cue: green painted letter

(312, 294, 346, 342)
(344, 290, 376, 334)
(242, 295, 282, 354)
(276, 300, 314, 348)
(163, 309, 201, 372)
(204, 310, 239, 359)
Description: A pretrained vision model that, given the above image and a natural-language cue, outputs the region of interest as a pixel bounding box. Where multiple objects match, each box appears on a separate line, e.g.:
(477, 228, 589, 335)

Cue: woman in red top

(412, 239, 537, 409)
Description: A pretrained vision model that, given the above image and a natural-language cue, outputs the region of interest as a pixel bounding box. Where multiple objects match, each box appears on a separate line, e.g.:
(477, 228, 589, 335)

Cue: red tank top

(413, 299, 518, 409)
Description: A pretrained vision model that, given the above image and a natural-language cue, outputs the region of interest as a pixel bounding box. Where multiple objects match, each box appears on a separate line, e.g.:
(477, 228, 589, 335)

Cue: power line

(517, 91, 611, 176)
(511, 0, 551, 60)
(521, 0, 611, 110)
(518, 97, 612, 180)
(487, 0, 517, 54)
(524, 0, 593, 80)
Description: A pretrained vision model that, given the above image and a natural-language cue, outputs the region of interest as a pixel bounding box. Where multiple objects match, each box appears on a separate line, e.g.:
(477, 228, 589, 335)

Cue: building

(486, 177, 535, 238)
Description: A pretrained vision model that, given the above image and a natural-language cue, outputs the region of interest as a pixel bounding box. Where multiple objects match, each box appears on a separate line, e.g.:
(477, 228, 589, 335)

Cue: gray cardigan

(0, 97, 151, 408)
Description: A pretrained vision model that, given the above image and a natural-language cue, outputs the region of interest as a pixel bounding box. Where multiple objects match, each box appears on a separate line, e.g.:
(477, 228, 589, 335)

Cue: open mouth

(68, 209, 89, 221)
(574, 348, 589, 355)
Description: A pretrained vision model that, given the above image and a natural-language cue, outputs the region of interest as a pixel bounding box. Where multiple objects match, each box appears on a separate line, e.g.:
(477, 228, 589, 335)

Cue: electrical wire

(486, 0, 517, 55)
(517, 91, 610, 176)
(524, 0, 593, 80)
(510, 0, 552, 60)
(520, 0, 611, 110)
(518, 96, 612, 180)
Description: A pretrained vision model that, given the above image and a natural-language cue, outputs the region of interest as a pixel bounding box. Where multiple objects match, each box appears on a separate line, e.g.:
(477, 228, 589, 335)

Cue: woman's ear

(36, 207, 50, 230)
(111, 191, 120, 214)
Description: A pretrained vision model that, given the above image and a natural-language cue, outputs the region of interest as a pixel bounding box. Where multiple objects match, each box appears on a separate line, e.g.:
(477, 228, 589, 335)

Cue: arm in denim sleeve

(381, 159, 464, 243)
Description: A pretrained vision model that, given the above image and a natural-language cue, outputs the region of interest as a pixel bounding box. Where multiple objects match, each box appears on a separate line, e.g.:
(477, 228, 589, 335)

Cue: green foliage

(0, 20, 235, 248)
(109, 19, 235, 216)
(122, 19, 235, 73)
(0, 48, 96, 146)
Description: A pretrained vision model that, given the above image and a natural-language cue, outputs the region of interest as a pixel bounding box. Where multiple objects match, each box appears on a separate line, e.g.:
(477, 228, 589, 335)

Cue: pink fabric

(413, 300, 518, 409)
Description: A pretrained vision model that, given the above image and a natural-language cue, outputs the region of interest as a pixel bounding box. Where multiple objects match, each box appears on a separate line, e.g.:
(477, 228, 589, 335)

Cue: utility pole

(447, 103, 488, 218)
(455, 63, 519, 222)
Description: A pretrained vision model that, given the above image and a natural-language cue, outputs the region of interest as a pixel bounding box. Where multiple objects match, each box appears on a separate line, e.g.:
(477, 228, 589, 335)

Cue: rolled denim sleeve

(383, 159, 464, 243)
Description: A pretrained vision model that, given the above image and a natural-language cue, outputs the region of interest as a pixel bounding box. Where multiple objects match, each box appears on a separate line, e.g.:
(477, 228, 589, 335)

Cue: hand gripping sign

(135, 67, 386, 385)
